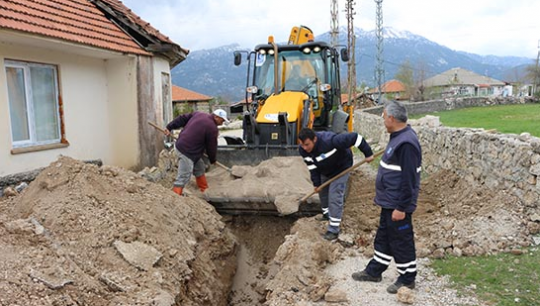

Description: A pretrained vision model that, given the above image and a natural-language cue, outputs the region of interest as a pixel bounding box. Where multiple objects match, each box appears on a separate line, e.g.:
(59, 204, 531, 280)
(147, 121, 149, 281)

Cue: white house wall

(153, 57, 173, 126)
(105, 57, 139, 169)
(0, 41, 139, 176)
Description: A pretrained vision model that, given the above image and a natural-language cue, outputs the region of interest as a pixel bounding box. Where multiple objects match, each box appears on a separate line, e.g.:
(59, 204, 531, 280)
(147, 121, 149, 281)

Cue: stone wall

(354, 110, 540, 208)
(361, 96, 536, 116)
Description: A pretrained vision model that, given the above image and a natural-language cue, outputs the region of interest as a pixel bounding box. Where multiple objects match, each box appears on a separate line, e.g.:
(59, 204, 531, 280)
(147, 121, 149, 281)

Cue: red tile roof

(172, 85, 212, 102)
(341, 93, 362, 103)
(0, 0, 188, 60)
(369, 79, 406, 93)
(98, 0, 174, 45)
(0, 0, 148, 55)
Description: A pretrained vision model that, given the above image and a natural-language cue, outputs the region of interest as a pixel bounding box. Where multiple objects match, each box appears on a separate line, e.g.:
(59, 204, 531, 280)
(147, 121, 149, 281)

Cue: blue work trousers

(318, 173, 349, 234)
(366, 208, 417, 285)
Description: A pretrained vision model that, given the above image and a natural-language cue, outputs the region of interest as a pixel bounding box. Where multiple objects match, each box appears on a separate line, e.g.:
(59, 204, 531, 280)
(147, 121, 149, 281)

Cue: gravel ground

(321, 249, 483, 306)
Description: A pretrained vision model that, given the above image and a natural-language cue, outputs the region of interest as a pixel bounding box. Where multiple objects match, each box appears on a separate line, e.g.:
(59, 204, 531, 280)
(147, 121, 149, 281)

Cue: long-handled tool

(299, 149, 384, 203)
(147, 121, 232, 172)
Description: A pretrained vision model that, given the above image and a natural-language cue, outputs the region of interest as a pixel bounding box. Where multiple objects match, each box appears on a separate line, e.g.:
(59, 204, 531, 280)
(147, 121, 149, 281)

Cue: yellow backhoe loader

(217, 25, 352, 166)
(204, 26, 355, 215)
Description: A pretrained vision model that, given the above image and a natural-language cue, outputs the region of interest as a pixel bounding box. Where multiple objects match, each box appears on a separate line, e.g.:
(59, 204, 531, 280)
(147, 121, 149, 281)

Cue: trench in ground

(224, 215, 296, 306)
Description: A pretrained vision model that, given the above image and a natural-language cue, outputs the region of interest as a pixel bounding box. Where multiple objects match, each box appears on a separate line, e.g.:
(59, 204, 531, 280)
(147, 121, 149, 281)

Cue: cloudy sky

(121, 0, 540, 59)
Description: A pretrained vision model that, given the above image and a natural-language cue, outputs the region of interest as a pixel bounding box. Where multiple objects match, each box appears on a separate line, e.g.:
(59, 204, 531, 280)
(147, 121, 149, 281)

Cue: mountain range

(171, 27, 534, 102)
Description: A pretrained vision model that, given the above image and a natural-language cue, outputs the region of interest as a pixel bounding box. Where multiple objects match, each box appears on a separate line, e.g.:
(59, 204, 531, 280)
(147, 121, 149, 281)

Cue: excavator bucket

(206, 195, 321, 216)
(203, 156, 321, 216)
(216, 143, 299, 167)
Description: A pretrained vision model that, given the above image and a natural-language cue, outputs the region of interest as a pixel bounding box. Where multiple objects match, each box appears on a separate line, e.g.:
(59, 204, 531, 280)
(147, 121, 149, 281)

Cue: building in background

(368, 79, 407, 101)
(172, 85, 213, 115)
(423, 68, 506, 98)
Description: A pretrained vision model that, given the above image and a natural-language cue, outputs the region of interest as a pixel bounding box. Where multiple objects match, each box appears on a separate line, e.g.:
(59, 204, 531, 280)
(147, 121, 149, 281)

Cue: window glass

(254, 50, 325, 95)
(5, 61, 61, 148)
(6, 67, 30, 142)
(30, 66, 59, 141)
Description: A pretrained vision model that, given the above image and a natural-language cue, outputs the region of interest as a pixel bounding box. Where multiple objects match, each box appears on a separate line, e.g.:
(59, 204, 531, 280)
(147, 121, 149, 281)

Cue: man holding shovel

(298, 128, 374, 241)
(164, 109, 229, 196)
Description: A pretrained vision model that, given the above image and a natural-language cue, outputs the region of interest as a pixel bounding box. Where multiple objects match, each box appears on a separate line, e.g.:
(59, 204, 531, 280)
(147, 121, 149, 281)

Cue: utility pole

(534, 40, 540, 96)
(374, 0, 384, 104)
(345, 0, 356, 106)
(330, 0, 339, 48)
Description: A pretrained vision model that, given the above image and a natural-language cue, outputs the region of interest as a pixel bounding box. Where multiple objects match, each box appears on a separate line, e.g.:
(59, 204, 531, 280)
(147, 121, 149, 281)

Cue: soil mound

(343, 168, 537, 257)
(0, 156, 237, 306)
(261, 165, 536, 305)
(2, 153, 537, 305)
(264, 218, 343, 305)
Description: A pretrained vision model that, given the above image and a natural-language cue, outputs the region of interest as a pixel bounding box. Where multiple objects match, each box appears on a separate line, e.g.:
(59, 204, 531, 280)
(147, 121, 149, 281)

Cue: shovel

(147, 121, 232, 172)
(299, 149, 384, 203)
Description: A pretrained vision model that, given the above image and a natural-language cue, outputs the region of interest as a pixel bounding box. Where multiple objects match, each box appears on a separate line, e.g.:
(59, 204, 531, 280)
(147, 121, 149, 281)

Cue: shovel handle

(299, 149, 384, 203)
(147, 121, 231, 172)
(148, 121, 175, 139)
(211, 160, 232, 172)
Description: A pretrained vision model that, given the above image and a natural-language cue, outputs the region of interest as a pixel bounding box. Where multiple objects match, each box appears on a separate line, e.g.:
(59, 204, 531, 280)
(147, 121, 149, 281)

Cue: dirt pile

(3, 152, 537, 305)
(343, 168, 539, 257)
(0, 156, 237, 306)
(141, 151, 537, 304)
(256, 165, 538, 305)
(264, 218, 344, 305)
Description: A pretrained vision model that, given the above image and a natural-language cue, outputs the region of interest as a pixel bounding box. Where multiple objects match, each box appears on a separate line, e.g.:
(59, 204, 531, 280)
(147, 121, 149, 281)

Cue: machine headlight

(259, 49, 266, 55)
(319, 84, 331, 92)
(246, 86, 259, 94)
(313, 46, 321, 53)
(302, 47, 311, 54)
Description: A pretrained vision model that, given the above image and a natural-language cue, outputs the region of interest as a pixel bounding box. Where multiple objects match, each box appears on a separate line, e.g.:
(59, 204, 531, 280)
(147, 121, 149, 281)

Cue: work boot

(386, 281, 415, 294)
(323, 231, 339, 241)
(195, 175, 208, 192)
(172, 186, 183, 196)
(351, 270, 382, 282)
(316, 213, 329, 221)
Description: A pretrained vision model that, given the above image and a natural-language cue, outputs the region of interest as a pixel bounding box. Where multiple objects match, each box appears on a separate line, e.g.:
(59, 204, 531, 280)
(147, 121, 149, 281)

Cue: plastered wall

(0, 42, 139, 176)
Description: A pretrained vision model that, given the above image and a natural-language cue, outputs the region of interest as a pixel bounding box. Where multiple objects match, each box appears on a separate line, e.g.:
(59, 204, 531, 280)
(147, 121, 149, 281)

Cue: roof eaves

(90, 0, 189, 66)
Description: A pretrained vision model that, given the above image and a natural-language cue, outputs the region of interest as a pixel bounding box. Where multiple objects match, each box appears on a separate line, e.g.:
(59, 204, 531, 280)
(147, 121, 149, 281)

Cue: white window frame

(5, 60, 63, 149)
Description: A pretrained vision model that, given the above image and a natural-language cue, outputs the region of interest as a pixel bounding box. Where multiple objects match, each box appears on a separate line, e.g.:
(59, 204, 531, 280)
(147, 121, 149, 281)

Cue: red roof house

(369, 79, 407, 100)
(0, 0, 188, 176)
(171, 85, 213, 113)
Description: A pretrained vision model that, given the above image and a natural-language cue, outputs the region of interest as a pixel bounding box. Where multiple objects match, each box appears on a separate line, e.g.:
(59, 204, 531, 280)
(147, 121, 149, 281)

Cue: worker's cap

(213, 108, 230, 124)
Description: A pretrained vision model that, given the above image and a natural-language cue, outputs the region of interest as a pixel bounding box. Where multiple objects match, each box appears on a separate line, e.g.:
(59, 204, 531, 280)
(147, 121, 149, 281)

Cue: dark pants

(366, 208, 417, 284)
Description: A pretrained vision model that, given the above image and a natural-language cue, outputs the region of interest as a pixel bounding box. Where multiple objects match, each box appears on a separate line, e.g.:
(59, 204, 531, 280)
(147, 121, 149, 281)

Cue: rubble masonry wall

(354, 97, 540, 207)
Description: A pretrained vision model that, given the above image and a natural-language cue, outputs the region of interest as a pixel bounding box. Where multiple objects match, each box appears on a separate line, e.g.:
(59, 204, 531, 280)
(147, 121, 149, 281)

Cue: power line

(374, 0, 384, 103)
(345, 0, 356, 104)
(330, 0, 339, 48)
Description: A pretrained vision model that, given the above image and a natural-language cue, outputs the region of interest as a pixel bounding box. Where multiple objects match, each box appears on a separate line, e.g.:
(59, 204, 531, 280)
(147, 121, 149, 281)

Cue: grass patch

(431, 247, 540, 305)
(411, 104, 540, 137)
(370, 153, 383, 171)
(352, 146, 383, 170)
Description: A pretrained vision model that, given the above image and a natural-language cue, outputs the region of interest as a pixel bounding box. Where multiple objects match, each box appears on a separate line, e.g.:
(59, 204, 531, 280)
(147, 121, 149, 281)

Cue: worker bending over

(298, 128, 374, 241)
(164, 109, 229, 196)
